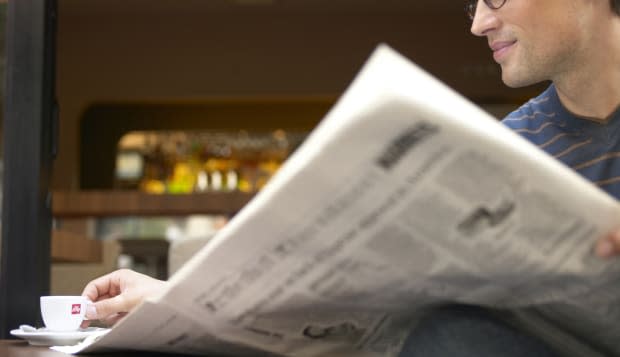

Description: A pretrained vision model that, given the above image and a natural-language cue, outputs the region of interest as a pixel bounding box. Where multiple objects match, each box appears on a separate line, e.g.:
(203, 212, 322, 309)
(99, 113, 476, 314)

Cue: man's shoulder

(502, 85, 557, 129)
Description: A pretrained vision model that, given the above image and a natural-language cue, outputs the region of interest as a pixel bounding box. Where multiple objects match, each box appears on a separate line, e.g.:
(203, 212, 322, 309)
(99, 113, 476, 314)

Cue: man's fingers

(86, 294, 132, 320)
(596, 231, 620, 258)
(101, 312, 128, 326)
(81, 271, 123, 302)
(80, 269, 163, 325)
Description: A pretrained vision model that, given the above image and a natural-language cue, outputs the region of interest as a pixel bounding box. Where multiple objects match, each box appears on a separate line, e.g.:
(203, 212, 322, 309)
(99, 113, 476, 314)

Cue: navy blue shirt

(503, 84, 620, 199)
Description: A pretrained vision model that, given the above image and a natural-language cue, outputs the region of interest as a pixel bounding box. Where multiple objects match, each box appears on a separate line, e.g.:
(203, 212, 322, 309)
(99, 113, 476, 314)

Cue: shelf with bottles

(52, 190, 255, 217)
(114, 129, 308, 195)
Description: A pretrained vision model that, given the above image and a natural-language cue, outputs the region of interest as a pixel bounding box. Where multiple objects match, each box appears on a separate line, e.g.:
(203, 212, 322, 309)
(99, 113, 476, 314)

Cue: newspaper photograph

(54, 45, 620, 357)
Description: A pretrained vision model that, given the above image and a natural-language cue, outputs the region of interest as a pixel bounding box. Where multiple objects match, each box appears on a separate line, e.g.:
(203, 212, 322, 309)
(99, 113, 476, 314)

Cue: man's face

(470, 0, 595, 88)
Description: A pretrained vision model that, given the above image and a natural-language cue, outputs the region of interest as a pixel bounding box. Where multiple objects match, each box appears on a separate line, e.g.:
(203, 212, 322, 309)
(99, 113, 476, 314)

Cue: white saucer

(10, 327, 109, 346)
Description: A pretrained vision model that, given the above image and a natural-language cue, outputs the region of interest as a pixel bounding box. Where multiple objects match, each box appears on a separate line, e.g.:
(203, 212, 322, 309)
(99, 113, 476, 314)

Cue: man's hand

(81, 269, 166, 327)
(596, 230, 620, 258)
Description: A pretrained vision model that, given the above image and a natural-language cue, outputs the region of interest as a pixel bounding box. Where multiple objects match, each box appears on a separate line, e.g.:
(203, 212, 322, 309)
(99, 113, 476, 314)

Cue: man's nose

(470, 1, 500, 37)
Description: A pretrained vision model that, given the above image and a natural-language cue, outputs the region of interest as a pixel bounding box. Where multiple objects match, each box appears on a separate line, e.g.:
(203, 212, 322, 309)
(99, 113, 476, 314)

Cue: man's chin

(501, 71, 538, 89)
(502, 79, 526, 88)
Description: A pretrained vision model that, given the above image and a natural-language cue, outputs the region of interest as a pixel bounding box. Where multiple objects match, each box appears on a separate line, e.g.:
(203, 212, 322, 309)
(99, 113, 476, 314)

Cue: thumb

(86, 295, 131, 320)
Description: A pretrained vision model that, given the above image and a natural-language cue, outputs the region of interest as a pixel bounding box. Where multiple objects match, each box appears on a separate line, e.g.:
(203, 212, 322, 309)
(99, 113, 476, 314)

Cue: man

(471, 0, 620, 257)
(82, 0, 620, 355)
(399, 0, 620, 356)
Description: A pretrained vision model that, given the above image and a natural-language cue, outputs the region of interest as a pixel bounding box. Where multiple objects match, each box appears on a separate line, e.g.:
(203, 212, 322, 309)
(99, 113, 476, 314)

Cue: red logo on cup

(71, 304, 81, 315)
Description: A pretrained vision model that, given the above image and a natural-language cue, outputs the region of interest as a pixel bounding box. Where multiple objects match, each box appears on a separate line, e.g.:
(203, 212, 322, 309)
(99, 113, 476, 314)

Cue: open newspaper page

(56, 45, 620, 357)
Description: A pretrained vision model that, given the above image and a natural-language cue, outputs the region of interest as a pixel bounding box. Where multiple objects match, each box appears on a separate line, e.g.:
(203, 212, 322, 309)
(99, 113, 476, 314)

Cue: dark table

(0, 340, 198, 356)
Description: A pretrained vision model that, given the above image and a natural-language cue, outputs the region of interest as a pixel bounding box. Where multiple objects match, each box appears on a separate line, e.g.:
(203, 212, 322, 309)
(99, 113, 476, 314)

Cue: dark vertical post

(0, 0, 57, 338)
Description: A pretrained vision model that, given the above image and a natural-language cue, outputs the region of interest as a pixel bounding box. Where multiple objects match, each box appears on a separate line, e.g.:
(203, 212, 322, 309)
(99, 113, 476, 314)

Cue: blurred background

(1, 0, 547, 295)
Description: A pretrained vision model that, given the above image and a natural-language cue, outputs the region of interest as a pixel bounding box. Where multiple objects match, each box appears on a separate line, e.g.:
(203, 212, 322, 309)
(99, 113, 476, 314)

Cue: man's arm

(80, 269, 166, 327)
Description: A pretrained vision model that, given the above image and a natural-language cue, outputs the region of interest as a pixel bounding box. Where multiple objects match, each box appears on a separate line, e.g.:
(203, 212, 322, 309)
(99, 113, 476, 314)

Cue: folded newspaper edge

(58, 44, 620, 356)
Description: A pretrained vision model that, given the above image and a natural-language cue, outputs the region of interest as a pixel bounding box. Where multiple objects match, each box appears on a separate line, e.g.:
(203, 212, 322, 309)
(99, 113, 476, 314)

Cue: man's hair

(613, 0, 620, 16)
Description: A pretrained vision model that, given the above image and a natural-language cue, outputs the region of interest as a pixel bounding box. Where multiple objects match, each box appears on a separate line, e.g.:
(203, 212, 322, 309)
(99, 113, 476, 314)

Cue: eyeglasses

(465, 0, 508, 21)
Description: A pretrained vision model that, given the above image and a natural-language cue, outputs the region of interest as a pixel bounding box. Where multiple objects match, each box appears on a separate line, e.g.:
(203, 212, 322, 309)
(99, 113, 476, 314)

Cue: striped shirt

(502, 84, 620, 356)
(503, 84, 620, 199)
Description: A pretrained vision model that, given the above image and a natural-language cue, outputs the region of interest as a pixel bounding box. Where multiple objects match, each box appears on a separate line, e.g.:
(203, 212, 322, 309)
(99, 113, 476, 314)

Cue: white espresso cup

(40, 296, 90, 331)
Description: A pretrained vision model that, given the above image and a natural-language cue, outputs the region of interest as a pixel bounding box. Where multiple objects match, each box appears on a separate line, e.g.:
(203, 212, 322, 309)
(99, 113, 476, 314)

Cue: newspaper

(54, 44, 620, 356)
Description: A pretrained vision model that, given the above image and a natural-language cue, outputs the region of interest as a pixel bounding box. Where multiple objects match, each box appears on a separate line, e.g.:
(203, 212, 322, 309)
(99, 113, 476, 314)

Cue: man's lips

(490, 40, 517, 62)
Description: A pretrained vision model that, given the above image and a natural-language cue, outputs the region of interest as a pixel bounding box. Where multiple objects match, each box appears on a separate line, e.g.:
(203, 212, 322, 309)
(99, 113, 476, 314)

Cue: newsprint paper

(54, 45, 620, 356)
